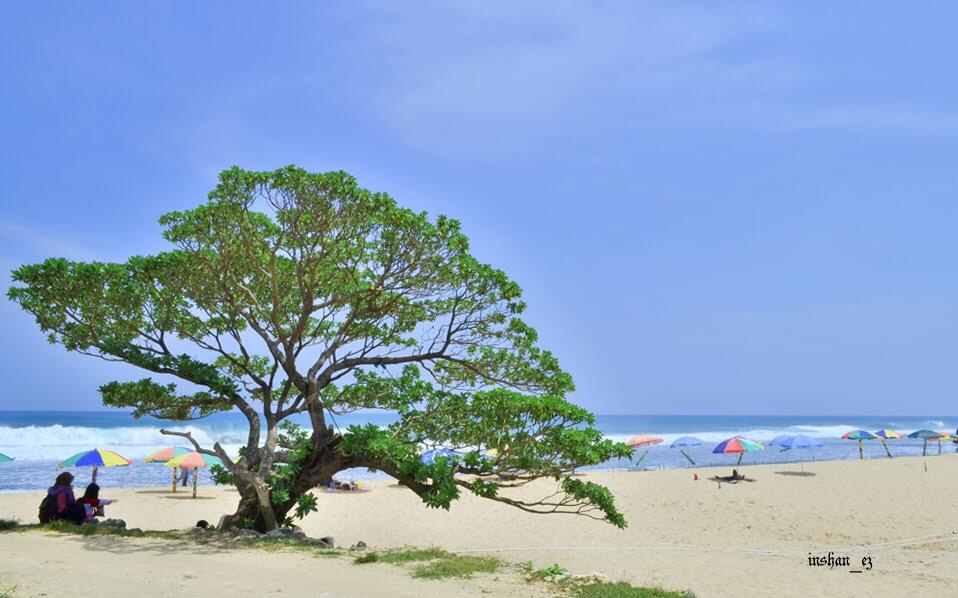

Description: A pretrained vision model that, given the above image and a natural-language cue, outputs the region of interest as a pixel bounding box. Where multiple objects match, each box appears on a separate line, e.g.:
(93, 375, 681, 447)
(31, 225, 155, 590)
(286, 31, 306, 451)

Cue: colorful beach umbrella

(908, 429, 943, 456)
(59, 448, 131, 482)
(627, 435, 663, 468)
(627, 435, 663, 448)
(164, 452, 224, 498)
(0, 453, 13, 463)
(144, 446, 191, 463)
(873, 430, 902, 458)
(713, 436, 764, 466)
(149, 446, 201, 493)
(670, 436, 702, 466)
(841, 430, 876, 460)
(165, 452, 222, 469)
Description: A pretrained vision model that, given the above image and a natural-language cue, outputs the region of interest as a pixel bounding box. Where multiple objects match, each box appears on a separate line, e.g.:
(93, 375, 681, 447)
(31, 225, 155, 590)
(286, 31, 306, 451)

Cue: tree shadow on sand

(773, 471, 816, 477)
(160, 495, 218, 500)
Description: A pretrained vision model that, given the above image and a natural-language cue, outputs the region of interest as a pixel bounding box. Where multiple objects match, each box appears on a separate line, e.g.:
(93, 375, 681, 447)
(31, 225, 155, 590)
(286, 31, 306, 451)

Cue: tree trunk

(219, 477, 280, 532)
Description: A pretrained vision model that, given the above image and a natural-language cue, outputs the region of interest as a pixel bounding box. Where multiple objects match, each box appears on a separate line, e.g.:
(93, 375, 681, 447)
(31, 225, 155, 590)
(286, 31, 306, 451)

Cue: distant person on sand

(43, 472, 85, 524)
(77, 483, 116, 523)
(179, 466, 191, 487)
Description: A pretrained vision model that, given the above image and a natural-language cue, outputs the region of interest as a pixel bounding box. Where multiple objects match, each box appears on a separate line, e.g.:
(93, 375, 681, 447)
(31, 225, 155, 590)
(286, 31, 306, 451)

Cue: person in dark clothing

(47, 472, 85, 524)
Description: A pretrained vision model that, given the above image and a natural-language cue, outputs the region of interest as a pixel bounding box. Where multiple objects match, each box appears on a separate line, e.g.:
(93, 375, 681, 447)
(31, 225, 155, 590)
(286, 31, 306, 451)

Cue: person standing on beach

(179, 466, 191, 487)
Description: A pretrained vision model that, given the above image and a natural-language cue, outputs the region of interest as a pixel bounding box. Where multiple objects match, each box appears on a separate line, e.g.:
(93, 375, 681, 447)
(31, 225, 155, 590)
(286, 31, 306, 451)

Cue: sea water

(0, 411, 955, 492)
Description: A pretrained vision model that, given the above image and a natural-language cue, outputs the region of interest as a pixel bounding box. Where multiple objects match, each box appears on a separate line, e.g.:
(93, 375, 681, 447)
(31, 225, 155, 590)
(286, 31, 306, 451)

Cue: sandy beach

(2, 454, 957, 597)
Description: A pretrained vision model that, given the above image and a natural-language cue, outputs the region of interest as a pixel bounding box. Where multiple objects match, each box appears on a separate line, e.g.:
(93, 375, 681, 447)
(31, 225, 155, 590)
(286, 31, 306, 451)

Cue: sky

(1, 1, 957, 415)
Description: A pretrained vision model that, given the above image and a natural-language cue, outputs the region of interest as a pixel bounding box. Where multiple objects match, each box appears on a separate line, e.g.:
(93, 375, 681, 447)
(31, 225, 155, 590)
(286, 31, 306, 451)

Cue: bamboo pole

(171, 467, 177, 493)
(192, 468, 198, 498)
(880, 438, 892, 458)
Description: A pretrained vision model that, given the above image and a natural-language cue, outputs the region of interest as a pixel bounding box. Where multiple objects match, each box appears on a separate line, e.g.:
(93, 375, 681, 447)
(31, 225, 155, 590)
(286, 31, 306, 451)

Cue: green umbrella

(0, 453, 13, 463)
(908, 429, 943, 456)
(841, 430, 876, 460)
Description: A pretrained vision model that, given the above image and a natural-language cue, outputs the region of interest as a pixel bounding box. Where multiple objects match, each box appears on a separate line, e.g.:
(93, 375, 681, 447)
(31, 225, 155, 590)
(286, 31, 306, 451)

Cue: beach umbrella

(669, 436, 703, 466)
(841, 430, 877, 460)
(773, 435, 821, 472)
(713, 436, 764, 466)
(769, 435, 795, 448)
(936, 432, 953, 454)
(873, 430, 902, 458)
(165, 452, 224, 498)
(59, 448, 131, 483)
(0, 453, 13, 463)
(420, 449, 460, 466)
(908, 430, 943, 456)
(627, 435, 663, 468)
(145, 446, 192, 492)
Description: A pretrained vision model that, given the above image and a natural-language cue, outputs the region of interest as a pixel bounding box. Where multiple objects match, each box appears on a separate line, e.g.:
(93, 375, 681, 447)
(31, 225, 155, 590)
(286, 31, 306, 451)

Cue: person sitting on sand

(77, 483, 116, 524)
(46, 472, 86, 524)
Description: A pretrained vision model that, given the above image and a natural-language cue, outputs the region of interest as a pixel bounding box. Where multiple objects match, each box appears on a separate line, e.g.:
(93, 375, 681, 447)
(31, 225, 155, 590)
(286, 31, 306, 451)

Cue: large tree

(9, 166, 631, 531)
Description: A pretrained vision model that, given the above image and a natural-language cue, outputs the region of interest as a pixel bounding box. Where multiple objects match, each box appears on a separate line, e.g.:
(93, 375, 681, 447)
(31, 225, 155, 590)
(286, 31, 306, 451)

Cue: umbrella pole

(923, 439, 928, 456)
(858, 439, 863, 460)
(881, 438, 892, 458)
(634, 449, 650, 468)
(680, 450, 695, 466)
(171, 467, 177, 493)
(92, 466, 98, 484)
(736, 453, 743, 466)
(938, 440, 942, 455)
(192, 468, 198, 498)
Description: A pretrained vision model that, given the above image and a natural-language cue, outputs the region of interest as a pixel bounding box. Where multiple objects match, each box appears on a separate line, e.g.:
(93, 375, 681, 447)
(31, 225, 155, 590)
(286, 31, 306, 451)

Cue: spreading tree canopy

(9, 166, 631, 530)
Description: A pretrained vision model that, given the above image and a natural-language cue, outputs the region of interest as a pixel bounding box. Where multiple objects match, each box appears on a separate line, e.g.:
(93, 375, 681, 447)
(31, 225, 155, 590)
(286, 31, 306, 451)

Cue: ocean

(1, 411, 956, 492)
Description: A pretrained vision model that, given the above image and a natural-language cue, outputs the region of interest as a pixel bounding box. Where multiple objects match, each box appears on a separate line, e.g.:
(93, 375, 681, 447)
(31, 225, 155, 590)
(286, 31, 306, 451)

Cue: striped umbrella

(873, 430, 902, 458)
(145, 446, 192, 493)
(145, 446, 192, 463)
(59, 448, 131, 483)
(908, 429, 943, 456)
(841, 430, 877, 460)
(628, 435, 663, 468)
(670, 436, 703, 466)
(165, 452, 224, 498)
(713, 436, 764, 466)
(0, 453, 13, 463)
(936, 432, 953, 455)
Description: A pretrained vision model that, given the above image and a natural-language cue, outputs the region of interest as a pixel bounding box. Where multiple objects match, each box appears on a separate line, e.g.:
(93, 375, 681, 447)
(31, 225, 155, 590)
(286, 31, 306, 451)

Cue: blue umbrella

(420, 449, 460, 466)
(775, 435, 822, 450)
(670, 436, 703, 465)
(774, 435, 821, 472)
(769, 434, 795, 448)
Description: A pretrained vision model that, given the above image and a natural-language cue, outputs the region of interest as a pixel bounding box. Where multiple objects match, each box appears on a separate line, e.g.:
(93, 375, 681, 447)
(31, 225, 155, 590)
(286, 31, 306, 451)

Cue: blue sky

(2, 2, 957, 415)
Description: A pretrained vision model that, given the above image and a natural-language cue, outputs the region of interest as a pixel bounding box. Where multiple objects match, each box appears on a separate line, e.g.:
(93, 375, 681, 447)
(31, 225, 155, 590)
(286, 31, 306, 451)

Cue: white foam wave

(0, 425, 247, 461)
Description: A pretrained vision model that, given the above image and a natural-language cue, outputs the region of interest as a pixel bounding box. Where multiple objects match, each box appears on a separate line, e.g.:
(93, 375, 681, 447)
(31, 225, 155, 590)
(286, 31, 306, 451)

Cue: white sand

(2, 454, 958, 596)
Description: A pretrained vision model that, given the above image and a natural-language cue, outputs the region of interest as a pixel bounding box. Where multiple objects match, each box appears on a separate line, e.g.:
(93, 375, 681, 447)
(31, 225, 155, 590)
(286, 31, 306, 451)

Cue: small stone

(321, 536, 336, 549)
(305, 538, 331, 548)
(682, 590, 697, 598)
(100, 519, 126, 529)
